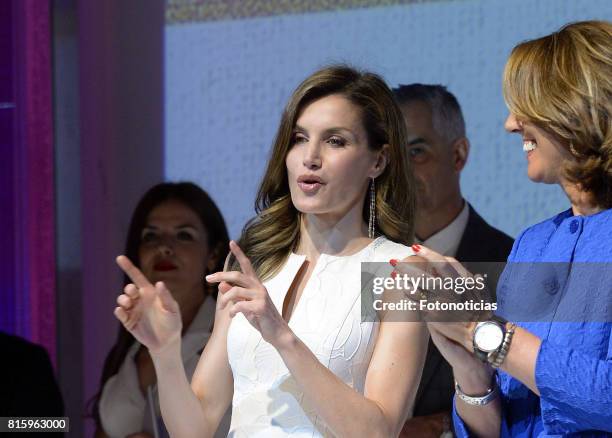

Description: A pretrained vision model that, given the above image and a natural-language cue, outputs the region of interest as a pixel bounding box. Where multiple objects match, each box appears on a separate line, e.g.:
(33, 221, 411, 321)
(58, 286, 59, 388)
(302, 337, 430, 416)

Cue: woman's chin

(527, 169, 559, 185)
(292, 200, 326, 215)
(149, 273, 184, 290)
(526, 163, 547, 183)
(526, 172, 543, 183)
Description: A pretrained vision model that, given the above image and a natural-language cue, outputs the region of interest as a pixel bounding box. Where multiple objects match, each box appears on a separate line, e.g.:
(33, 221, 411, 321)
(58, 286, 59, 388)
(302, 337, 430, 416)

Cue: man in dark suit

(393, 84, 514, 437)
(0, 332, 64, 435)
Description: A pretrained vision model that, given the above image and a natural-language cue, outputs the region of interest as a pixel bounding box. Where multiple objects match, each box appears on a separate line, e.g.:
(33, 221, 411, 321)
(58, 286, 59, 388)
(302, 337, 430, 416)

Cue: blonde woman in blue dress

(113, 65, 428, 437)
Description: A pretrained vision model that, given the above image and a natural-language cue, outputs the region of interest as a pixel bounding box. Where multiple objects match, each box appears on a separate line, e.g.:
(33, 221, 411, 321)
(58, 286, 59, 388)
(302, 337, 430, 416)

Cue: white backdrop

(165, 0, 612, 238)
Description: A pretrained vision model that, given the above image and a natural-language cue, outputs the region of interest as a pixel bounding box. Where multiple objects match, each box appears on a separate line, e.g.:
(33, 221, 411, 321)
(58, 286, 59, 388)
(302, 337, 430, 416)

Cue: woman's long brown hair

(231, 65, 416, 280)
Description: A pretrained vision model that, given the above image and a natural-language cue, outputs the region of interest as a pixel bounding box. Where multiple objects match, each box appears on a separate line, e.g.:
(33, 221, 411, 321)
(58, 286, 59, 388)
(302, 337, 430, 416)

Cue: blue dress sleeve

(505, 228, 527, 263)
(535, 329, 612, 433)
(452, 396, 472, 437)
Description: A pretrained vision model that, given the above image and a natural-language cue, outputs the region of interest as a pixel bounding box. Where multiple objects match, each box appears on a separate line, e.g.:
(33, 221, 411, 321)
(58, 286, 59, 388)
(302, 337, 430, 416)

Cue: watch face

(474, 323, 504, 352)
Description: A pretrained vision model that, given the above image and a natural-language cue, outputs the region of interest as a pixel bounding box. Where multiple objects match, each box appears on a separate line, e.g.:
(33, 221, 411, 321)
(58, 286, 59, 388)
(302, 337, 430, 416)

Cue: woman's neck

(295, 201, 371, 261)
(561, 181, 603, 216)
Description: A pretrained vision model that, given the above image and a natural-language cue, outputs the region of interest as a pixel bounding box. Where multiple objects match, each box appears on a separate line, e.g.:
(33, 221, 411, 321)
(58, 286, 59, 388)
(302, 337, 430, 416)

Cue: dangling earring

(569, 142, 579, 156)
(368, 178, 376, 239)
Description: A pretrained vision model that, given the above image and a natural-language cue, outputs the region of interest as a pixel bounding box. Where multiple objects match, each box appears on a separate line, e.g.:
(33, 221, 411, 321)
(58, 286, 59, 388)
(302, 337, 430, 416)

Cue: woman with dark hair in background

(92, 182, 229, 438)
(113, 65, 429, 437)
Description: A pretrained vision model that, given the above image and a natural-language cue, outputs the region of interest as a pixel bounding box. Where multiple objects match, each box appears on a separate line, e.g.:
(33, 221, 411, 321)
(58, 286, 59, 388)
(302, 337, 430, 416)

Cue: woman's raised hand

(114, 255, 182, 355)
(206, 241, 290, 348)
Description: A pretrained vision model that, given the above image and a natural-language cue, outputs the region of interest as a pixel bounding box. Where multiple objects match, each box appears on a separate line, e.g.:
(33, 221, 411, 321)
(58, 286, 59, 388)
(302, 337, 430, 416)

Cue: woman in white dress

(114, 65, 429, 437)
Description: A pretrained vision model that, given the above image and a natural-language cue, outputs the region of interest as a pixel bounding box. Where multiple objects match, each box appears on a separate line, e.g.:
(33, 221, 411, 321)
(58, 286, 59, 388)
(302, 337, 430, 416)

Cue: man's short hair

(393, 84, 466, 143)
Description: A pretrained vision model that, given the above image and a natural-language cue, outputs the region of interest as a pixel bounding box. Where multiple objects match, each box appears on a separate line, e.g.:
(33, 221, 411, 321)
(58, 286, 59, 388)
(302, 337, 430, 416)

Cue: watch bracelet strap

(489, 323, 516, 368)
(474, 345, 488, 362)
(491, 315, 508, 325)
(455, 379, 499, 406)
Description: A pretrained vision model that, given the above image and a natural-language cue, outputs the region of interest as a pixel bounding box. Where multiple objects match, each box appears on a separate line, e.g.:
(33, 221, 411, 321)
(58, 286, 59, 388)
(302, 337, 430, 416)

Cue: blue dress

(453, 208, 612, 437)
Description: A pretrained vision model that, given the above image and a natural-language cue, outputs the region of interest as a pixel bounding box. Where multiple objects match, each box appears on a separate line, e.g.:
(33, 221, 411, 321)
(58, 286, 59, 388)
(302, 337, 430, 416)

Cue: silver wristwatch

(472, 316, 507, 363)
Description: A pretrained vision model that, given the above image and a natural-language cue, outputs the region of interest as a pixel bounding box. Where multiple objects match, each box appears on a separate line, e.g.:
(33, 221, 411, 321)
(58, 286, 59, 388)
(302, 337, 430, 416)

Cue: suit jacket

(413, 204, 514, 417)
(0, 332, 64, 424)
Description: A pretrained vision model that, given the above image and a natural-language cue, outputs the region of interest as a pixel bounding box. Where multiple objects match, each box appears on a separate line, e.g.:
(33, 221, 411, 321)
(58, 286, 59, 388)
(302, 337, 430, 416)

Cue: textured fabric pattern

(453, 208, 612, 437)
(227, 237, 413, 437)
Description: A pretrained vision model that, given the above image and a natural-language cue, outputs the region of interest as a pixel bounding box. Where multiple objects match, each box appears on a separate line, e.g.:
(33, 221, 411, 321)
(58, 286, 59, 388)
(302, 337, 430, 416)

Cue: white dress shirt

(416, 201, 469, 257)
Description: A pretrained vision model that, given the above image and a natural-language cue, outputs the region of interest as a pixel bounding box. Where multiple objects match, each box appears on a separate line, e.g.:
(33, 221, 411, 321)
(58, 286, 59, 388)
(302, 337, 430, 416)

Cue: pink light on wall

(2, 0, 57, 364)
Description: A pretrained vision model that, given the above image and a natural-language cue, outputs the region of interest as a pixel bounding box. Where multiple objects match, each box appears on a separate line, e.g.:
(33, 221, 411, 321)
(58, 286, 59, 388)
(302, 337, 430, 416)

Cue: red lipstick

(153, 260, 177, 271)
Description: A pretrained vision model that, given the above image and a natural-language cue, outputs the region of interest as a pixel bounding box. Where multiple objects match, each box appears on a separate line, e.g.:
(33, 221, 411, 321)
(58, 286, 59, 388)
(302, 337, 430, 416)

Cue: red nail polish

(412, 244, 421, 253)
(391, 270, 397, 279)
(389, 259, 398, 267)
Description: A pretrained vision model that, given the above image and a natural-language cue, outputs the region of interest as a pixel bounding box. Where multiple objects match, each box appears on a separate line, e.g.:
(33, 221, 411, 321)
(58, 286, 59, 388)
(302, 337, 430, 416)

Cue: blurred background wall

(53, 1, 164, 435)
(1, 0, 610, 436)
(164, 0, 612, 238)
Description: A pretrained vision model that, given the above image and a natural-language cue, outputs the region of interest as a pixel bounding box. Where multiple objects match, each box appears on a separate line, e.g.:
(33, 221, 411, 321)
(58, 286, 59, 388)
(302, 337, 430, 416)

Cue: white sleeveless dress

(226, 237, 414, 437)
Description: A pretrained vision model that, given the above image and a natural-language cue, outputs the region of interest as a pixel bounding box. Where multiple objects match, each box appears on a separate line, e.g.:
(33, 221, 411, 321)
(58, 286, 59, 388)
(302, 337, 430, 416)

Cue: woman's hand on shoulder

(206, 241, 291, 348)
(114, 255, 182, 355)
